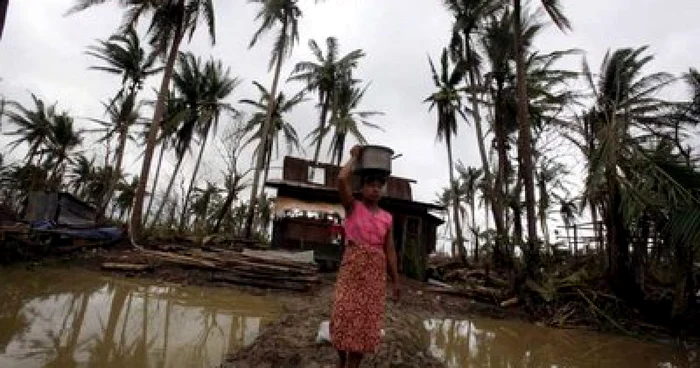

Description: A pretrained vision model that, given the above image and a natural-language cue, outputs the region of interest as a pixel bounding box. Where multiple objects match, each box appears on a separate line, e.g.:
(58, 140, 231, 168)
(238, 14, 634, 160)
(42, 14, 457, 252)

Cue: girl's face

(362, 179, 385, 203)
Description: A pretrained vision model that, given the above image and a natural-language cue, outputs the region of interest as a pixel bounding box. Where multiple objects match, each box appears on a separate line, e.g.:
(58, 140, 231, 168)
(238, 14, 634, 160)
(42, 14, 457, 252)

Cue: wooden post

(573, 224, 578, 256)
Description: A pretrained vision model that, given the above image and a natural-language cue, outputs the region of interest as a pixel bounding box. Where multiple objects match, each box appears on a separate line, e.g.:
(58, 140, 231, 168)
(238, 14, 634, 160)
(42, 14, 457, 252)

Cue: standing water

(424, 318, 696, 367)
(0, 267, 696, 368)
(0, 267, 280, 368)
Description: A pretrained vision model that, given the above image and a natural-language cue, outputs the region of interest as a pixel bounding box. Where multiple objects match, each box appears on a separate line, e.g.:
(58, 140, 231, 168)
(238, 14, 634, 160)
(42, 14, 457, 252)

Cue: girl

(331, 145, 400, 368)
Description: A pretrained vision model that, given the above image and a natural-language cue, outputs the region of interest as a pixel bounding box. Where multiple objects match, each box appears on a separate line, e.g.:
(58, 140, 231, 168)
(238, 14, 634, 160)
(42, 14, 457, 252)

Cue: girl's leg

(337, 350, 347, 368)
(348, 352, 364, 368)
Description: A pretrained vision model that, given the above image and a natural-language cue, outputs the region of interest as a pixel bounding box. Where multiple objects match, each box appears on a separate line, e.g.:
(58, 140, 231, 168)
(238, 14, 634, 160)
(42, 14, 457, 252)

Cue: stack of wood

(102, 247, 320, 292)
(426, 267, 516, 307)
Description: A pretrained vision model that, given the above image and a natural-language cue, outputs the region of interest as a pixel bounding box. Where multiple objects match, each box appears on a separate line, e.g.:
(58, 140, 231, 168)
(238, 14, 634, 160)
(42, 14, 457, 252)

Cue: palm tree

(174, 53, 239, 230)
(457, 163, 483, 260)
(145, 92, 185, 225)
(5, 94, 56, 165)
(44, 113, 83, 188)
(581, 46, 673, 299)
(189, 181, 223, 231)
(244, 0, 302, 239)
(322, 80, 383, 166)
(87, 95, 143, 216)
(241, 82, 305, 187)
(444, 0, 503, 219)
(86, 27, 161, 102)
(68, 0, 218, 238)
(425, 48, 469, 263)
(67, 154, 95, 198)
(115, 176, 139, 221)
(289, 37, 365, 166)
(512, 0, 571, 274)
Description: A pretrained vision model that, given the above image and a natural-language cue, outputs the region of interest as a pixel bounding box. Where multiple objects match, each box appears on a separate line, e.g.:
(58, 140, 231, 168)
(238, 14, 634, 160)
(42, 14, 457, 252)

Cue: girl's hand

(350, 145, 362, 158)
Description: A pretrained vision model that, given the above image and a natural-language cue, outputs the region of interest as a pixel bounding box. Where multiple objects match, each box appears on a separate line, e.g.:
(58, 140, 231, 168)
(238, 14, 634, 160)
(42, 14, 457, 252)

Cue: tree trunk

(492, 81, 509, 267)
(471, 199, 479, 262)
(145, 141, 167, 224)
(130, 23, 185, 239)
(98, 94, 132, 221)
(244, 20, 288, 239)
(0, 0, 8, 41)
(311, 92, 331, 167)
(179, 129, 210, 231)
(605, 175, 639, 302)
(151, 153, 185, 227)
(261, 137, 274, 197)
(212, 190, 236, 233)
(513, 0, 539, 275)
(446, 136, 467, 264)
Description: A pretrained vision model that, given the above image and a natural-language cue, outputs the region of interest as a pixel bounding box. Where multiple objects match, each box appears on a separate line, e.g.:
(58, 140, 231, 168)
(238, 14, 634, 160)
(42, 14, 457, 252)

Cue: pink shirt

(343, 201, 392, 250)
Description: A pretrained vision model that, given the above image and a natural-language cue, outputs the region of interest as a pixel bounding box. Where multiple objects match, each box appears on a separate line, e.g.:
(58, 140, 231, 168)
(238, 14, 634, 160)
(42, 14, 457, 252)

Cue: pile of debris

(103, 247, 320, 292)
(426, 257, 517, 308)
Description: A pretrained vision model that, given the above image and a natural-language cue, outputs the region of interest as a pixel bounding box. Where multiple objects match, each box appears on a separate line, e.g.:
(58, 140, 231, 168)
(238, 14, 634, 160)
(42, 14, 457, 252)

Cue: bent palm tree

(425, 48, 469, 263)
(68, 0, 217, 238)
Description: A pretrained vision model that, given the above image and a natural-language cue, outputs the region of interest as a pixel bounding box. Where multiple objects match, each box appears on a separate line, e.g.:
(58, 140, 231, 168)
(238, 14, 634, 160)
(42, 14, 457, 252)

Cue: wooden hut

(265, 156, 444, 280)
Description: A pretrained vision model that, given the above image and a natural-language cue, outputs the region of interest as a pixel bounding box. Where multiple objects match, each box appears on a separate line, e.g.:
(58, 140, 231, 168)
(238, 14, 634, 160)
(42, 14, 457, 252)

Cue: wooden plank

(101, 262, 153, 272)
(212, 273, 310, 292)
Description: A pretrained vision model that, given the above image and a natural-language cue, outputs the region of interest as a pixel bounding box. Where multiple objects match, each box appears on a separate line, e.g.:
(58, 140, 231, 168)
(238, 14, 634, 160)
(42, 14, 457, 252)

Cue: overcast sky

(1, 0, 699, 233)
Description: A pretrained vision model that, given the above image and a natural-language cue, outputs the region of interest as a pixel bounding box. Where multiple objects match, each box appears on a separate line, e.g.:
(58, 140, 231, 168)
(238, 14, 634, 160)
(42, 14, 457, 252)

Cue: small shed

(25, 191, 97, 228)
(266, 156, 444, 280)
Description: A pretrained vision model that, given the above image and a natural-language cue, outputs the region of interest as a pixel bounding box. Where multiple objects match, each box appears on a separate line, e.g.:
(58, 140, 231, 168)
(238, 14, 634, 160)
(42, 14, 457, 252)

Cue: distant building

(265, 156, 444, 280)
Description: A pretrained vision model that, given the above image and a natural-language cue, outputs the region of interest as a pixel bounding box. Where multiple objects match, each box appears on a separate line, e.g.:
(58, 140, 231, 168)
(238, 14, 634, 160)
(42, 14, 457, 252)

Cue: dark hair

(360, 171, 388, 186)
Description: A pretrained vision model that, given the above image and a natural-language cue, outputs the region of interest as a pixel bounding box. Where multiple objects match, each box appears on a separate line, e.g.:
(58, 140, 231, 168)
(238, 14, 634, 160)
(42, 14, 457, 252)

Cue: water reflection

(0, 268, 280, 368)
(424, 318, 695, 368)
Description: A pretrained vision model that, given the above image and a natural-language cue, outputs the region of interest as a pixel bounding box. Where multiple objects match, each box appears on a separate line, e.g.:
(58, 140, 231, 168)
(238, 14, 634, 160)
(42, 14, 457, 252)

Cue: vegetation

(0, 0, 698, 334)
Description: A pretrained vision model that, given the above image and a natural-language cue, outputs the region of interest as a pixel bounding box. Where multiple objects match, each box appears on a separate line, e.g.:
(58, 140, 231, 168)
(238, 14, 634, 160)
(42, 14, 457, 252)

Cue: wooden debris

(212, 272, 310, 292)
(101, 262, 153, 272)
(107, 247, 322, 292)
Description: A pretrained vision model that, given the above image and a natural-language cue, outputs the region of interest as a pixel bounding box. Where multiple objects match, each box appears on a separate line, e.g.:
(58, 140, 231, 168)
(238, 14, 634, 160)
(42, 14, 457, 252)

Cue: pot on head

(354, 145, 394, 176)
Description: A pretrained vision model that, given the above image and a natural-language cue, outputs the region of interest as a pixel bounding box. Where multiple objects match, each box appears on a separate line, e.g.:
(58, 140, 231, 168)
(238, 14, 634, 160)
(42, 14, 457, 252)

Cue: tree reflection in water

(0, 268, 280, 368)
(424, 318, 693, 368)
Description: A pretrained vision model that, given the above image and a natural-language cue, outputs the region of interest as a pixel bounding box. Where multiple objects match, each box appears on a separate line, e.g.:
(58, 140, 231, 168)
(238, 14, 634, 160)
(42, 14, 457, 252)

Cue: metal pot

(354, 145, 394, 175)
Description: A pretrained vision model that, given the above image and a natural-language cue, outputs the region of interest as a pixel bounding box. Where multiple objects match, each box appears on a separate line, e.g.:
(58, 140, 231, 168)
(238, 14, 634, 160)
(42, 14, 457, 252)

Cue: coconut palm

(444, 0, 503, 214)
(5, 94, 57, 165)
(581, 46, 673, 298)
(425, 48, 469, 262)
(68, 0, 218, 237)
(42, 112, 83, 189)
(87, 95, 143, 215)
(512, 0, 571, 273)
(321, 80, 383, 166)
(240, 81, 305, 186)
(457, 163, 483, 260)
(67, 154, 95, 198)
(115, 176, 139, 221)
(86, 26, 161, 102)
(244, 0, 303, 239)
(175, 53, 239, 230)
(289, 37, 365, 165)
(150, 93, 190, 227)
(145, 92, 186, 225)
